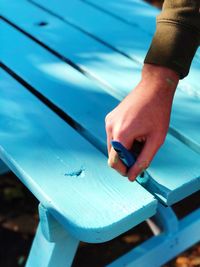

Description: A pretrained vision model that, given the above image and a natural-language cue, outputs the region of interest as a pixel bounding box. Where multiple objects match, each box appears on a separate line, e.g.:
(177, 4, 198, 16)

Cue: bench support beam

(25, 204, 79, 267)
(107, 205, 200, 267)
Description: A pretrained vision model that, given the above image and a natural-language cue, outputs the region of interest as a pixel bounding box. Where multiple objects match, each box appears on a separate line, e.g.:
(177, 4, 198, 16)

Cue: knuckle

(105, 115, 113, 132)
(106, 122, 112, 133)
(105, 113, 111, 123)
(114, 129, 127, 142)
(105, 121, 112, 132)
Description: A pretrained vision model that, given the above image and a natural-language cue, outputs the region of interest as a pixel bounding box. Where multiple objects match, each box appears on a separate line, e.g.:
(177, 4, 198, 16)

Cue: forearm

(141, 64, 179, 91)
(144, 0, 200, 79)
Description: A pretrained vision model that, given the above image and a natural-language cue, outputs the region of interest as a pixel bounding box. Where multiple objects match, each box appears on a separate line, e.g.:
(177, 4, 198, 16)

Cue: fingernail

(107, 159, 111, 167)
(128, 175, 136, 182)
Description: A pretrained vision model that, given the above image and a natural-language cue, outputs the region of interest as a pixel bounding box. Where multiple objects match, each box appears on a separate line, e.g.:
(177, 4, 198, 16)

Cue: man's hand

(105, 64, 179, 181)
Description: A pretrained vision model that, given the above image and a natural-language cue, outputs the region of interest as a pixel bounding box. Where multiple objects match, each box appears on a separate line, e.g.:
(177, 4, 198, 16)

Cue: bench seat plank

(81, 0, 158, 33)
(80, 0, 200, 93)
(0, 69, 158, 242)
(1, 0, 142, 98)
(31, 0, 200, 92)
(1, 0, 200, 153)
(84, 0, 200, 60)
(1, 21, 200, 205)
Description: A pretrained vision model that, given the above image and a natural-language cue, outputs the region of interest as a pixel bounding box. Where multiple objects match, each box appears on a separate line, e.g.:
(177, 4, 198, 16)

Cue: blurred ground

(0, 172, 199, 267)
(145, 0, 164, 8)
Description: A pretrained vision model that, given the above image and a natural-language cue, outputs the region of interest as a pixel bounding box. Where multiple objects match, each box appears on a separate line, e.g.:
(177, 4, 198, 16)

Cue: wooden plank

(30, 0, 200, 92)
(108, 207, 200, 267)
(81, 0, 200, 94)
(29, 0, 151, 62)
(1, 0, 143, 99)
(82, 0, 158, 34)
(1, 1, 200, 151)
(84, 0, 200, 61)
(0, 68, 157, 242)
(170, 91, 200, 155)
(25, 223, 79, 267)
(1, 21, 200, 205)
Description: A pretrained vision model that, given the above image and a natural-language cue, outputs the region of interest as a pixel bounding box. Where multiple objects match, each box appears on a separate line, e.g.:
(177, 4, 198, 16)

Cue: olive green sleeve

(144, 0, 200, 79)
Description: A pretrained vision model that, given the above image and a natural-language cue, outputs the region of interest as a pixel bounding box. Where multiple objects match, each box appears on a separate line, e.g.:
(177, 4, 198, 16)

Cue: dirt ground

(0, 172, 199, 267)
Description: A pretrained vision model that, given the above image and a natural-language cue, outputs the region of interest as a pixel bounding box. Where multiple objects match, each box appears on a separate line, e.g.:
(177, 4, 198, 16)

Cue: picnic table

(0, 0, 200, 266)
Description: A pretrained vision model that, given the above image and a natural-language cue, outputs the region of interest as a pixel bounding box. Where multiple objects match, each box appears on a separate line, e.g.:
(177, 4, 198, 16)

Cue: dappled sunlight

(31, 0, 153, 61)
(179, 80, 200, 99)
(0, 105, 32, 138)
(38, 61, 104, 92)
(1, 0, 200, 265)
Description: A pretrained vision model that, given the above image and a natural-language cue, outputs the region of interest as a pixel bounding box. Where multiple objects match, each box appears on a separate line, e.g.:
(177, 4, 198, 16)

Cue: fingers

(105, 115, 112, 156)
(108, 147, 127, 176)
(128, 135, 163, 181)
(106, 133, 112, 156)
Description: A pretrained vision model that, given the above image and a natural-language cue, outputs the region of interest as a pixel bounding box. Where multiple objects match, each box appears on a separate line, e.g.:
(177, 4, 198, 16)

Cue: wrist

(141, 63, 179, 92)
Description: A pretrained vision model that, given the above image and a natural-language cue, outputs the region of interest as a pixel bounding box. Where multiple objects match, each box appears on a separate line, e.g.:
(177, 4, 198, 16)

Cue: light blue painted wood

(25, 223, 79, 267)
(1, 0, 142, 99)
(0, 69, 157, 242)
(30, 0, 200, 92)
(107, 206, 200, 267)
(170, 91, 200, 154)
(29, 0, 151, 62)
(82, 0, 200, 94)
(1, 19, 200, 204)
(81, 0, 158, 34)
(39, 203, 69, 242)
(84, 0, 200, 62)
(2, 0, 200, 153)
(154, 203, 178, 234)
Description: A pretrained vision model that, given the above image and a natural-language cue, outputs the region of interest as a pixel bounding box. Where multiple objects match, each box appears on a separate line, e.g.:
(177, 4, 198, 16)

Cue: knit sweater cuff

(144, 21, 199, 79)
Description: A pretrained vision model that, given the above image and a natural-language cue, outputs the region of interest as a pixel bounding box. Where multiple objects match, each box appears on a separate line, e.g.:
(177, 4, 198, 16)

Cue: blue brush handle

(111, 140, 136, 168)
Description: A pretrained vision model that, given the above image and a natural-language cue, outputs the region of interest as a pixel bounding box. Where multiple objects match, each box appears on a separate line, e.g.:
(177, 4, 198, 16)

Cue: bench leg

(0, 160, 10, 175)
(26, 204, 79, 267)
(26, 224, 79, 267)
(107, 204, 200, 267)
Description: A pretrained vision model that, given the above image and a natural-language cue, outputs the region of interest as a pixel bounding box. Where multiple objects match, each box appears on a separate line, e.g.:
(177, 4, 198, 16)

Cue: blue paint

(30, 0, 200, 94)
(1, 0, 200, 266)
(23, 0, 200, 148)
(1, 15, 200, 205)
(26, 223, 79, 267)
(0, 69, 157, 243)
(111, 140, 136, 168)
(107, 206, 200, 267)
(65, 168, 85, 178)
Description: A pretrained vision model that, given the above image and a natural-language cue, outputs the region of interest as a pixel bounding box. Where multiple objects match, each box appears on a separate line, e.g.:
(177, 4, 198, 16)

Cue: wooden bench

(1, 0, 200, 266)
